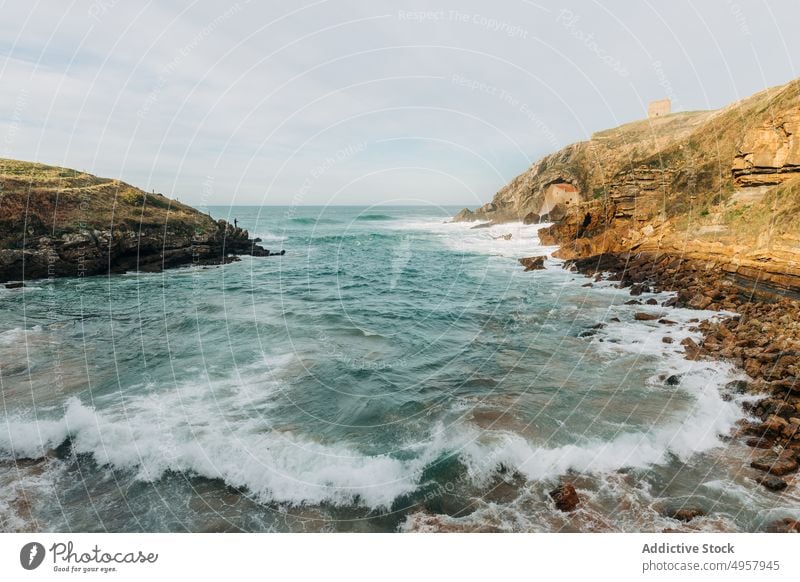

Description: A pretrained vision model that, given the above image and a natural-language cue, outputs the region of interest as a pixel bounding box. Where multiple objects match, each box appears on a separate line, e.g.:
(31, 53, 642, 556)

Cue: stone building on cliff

(648, 98, 672, 118)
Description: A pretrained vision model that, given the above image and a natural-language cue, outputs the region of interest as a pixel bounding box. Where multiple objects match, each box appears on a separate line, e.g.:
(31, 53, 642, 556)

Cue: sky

(0, 0, 798, 207)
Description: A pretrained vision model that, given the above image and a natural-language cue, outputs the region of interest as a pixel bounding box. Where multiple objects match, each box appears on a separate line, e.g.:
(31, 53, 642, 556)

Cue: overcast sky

(1, 0, 798, 206)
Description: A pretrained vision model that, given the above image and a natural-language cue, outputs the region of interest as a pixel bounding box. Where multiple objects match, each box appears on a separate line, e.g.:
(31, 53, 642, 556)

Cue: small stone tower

(648, 99, 672, 118)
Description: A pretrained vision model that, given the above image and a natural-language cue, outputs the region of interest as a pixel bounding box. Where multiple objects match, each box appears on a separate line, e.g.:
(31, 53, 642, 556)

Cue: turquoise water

(0, 206, 794, 532)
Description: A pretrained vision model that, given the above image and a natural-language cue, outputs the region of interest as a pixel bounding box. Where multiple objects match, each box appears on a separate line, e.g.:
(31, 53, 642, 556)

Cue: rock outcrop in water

(0, 159, 276, 282)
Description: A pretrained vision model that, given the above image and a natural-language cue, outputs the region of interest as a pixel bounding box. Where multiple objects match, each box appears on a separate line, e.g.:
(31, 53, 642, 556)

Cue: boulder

(750, 451, 799, 476)
(522, 212, 540, 225)
(757, 475, 788, 491)
(680, 337, 702, 360)
(540, 203, 568, 223)
(634, 312, 660, 321)
(549, 482, 580, 512)
(519, 256, 546, 271)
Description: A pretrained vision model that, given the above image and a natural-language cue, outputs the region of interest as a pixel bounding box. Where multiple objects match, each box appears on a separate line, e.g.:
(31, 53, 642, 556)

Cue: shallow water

(0, 205, 794, 532)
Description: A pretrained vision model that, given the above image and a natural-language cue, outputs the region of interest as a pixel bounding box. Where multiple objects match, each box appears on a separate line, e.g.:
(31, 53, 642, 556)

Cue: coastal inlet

(0, 206, 792, 532)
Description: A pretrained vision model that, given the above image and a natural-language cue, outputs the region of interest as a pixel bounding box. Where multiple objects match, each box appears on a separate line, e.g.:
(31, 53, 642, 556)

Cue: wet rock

(662, 336, 674, 344)
(549, 482, 580, 512)
(746, 437, 774, 449)
(625, 299, 642, 305)
(762, 415, 790, 436)
(725, 380, 750, 394)
(750, 452, 799, 476)
(518, 256, 546, 271)
(665, 374, 682, 386)
(681, 338, 702, 360)
(757, 474, 788, 491)
(634, 312, 660, 321)
(4, 281, 24, 289)
(667, 507, 706, 522)
(765, 518, 800, 533)
(688, 294, 713, 310)
(645, 298, 658, 305)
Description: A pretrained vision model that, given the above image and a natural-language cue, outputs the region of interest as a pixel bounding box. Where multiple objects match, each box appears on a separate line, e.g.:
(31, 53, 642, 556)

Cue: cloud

(0, 0, 798, 204)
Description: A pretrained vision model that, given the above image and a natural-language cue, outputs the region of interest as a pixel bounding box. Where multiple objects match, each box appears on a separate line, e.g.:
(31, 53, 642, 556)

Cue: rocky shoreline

(0, 218, 281, 285)
(559, 251, 800, 532)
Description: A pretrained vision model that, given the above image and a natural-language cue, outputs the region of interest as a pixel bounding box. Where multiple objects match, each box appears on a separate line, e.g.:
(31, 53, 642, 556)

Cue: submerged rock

(765, 518, 800, 533)
(667, 507, 706, 522)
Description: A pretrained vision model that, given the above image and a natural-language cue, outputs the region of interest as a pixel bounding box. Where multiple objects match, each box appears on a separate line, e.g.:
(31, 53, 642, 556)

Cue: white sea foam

(0, 326, 42, 347)
(0, 270, 751, 512)
(387, 218, 559, 259)
(0, 355, 450, 508)
(250, 231, 288, 243)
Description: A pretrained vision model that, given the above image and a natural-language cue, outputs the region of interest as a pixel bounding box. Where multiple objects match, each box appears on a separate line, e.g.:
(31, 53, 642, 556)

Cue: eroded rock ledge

(0, 158, 280, 282)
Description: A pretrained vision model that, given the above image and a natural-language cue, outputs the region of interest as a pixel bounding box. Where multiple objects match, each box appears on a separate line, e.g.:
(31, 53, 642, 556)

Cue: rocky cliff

(455, 78, 800, 295)
(0, 159, 276, 283)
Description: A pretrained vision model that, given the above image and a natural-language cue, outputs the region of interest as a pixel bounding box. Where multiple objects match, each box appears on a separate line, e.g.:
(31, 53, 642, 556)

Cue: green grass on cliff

(0, 158, 215, 242)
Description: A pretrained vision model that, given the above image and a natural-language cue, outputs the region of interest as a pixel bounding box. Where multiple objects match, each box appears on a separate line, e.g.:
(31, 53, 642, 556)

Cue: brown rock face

(549, 483, 580, 512)
(0, 159, 276, 282)
(733, 110, 800, 187)
(750, 452, 799, 476)
(456, 79, 800, 296)
(634, 312, 660, 321)
(518, 255, 546, 271)
(522, 211, 540, 225)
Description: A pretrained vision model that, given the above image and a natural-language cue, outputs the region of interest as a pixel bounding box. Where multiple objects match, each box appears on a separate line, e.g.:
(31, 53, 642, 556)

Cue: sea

(1, 205, 796, 532)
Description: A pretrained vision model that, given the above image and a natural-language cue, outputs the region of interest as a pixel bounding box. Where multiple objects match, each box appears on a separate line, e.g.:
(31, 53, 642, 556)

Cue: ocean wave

(251, 231, 288, 242)
(0, 326, 43, 346)
(289, 217, 340, 225)
(0, 350, 745, 511)
(386, 219, 558, 259)
(354, 214, 395, 222)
